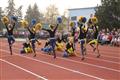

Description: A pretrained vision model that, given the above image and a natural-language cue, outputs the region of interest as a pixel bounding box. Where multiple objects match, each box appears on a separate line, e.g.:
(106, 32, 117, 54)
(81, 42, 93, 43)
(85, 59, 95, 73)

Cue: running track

(0, 38, 120, 80)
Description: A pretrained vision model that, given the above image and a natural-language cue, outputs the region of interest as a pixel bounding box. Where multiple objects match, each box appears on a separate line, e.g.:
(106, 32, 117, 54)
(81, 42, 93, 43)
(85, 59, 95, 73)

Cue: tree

(25, 3, 43, 24)
(57, 15, 68, 32)
(95, 0, 120, 29)
(32, 3, 43, 22)
(16, 6, 23, 21)
(24, 5, 32, 23)
(4, 0, 23, 21)
(45, 4, 59, 24)
(5, 0, 16, 16)
(0, 7, 4, 31)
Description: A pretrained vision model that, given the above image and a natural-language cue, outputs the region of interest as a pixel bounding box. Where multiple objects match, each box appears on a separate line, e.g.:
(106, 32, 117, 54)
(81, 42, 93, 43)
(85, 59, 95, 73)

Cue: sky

(0, 0, 101, 16)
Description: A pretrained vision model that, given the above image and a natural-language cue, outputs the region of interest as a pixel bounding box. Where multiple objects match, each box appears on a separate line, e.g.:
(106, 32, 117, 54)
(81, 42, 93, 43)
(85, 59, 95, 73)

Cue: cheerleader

(1, 16, 17, 55)
(78, 16, 87, 60)
(20, 38, 32, 54)
(42, 24, 59, 58)
(27, 27, 38, 57)
(70, 21, 76, 50)
(63, 37, 75, 57)
(56, 34, 64, 51)
(42, 17, 62, 58)
(41, 39, 53, 53)
(87, 17, 100, 58)
(20, 19, 41, 57)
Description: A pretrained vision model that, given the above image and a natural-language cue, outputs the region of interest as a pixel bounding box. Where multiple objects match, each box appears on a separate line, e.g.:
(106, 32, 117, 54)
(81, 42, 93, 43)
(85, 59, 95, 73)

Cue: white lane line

(0, 49, 104, 80)
(13, 46, 120, 64)
(3, 43, 120, 59)
(0, 59, 48, 80)
(86, 56, 120, 64)
(86, 50, 120, 59)
(13, 45, 120, 65)
(11, 43, 120, 65)
(1, 46, 120, 73)
(36, 51, 120, 73)
(59, 56, 120, 73)
(77, 46, 119, 56)
(74, 48, 120, 64)
(2, 46, 120, 73)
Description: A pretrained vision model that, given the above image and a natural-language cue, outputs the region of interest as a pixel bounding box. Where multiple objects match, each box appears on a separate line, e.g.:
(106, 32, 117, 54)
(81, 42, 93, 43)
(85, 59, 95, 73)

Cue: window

(71, 16, 77, 21)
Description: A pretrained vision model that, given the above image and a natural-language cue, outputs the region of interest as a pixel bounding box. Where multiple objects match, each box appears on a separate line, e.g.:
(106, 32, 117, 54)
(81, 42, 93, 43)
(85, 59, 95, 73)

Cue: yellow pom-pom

(91, 17, 98, 24)
(32, 27, 36, 32)
(70, 21, 75, 27)
(78, 16, 83, 22)
(1, 16, 9, 24)
(84, 28, 87, 31)
(20, 20, 28, 28)
(35, 23, 42, 31)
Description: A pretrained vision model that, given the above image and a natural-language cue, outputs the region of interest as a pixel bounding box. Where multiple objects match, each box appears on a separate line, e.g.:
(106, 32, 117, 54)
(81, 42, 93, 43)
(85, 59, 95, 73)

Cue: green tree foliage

(0, 7, 4, 31)
(5, 0, 16, 16)
(5, 0, 23, 20)
(24, 5, 32, 23)
(16, 6, 23, 21)
(57, 15, 68, 32)
(4, 0, 23, 29)
(95, 0, 120, 29)
(25, 3, 43, 24)
(45, 4, 59, 24)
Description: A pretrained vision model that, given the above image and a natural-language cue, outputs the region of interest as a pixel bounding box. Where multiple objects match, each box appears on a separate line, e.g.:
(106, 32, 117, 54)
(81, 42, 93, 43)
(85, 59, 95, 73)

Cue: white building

(68, 7, 96, 21)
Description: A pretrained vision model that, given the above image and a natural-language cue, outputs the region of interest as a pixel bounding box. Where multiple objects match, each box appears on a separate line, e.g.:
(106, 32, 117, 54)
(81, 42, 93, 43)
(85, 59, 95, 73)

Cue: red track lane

(0, 60, 40, 80)
(1, 39, 120, 57)
(2, 44, 119, 70)
(1, 40, 119, 69)
(1, 49, 119, 80)
(0, 51, 97, 80)
(1, 40, 120, 71)
(2, 40, 120, 62)
(1, 45, 120, 79)
(1, 39, 120, 80)
(78, 45, 120, 57)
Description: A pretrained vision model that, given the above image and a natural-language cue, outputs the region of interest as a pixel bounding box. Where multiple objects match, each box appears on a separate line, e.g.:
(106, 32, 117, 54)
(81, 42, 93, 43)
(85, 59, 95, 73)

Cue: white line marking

(13, 46, 120, 64)
(72, 48, 120, 64)
(1, 46, 120, 72)
(58, 57, 120, 73)
(2, 42, 120, 59)
(0, 59, 48, 80)
(0, 49, 104, 80)
(86, 50, 120, 59)
(14, 46, 120, 65)
(36, 51, 120, 73)
(86, 56, 120, 64)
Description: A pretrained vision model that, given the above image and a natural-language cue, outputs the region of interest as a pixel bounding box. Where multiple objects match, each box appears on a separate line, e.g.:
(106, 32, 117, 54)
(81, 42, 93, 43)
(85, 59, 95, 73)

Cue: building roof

(68, 7, 96, 11)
